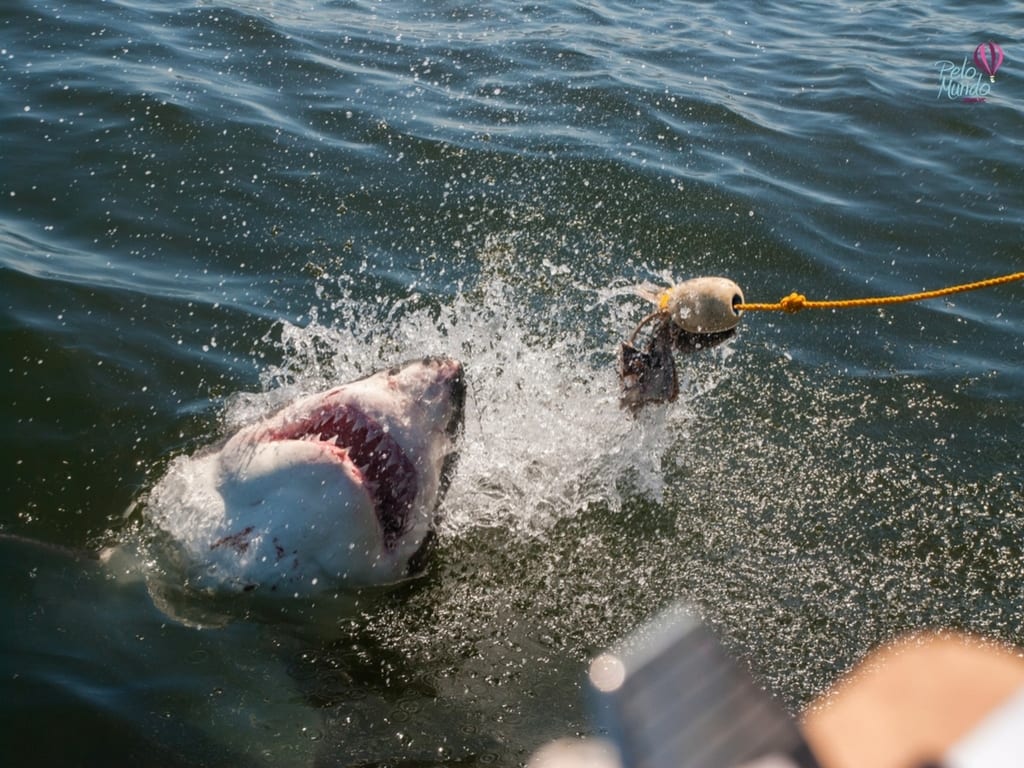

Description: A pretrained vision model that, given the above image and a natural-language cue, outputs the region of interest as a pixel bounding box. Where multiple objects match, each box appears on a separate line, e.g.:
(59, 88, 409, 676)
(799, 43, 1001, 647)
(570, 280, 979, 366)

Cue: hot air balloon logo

(936, 43, 1006, 102)
(973, 41, 1004, 83)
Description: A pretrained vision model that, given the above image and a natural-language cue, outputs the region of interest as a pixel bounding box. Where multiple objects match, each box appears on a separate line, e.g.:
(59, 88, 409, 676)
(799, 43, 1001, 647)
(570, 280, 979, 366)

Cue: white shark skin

(146, 357, 465, 596)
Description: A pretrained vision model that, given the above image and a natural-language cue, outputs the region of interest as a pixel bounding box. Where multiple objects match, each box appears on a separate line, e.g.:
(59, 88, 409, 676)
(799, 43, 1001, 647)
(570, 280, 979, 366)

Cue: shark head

(147, 357, 465, 596)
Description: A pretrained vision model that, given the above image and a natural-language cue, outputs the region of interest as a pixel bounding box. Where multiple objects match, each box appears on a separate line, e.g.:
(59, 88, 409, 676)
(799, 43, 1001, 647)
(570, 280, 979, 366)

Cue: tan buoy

(649, 276, 744, 334)
(619, 276, 745, 412)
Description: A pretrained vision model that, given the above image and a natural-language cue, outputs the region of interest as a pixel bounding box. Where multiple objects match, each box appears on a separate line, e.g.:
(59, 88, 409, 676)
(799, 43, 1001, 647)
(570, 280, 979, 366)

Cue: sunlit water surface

(2, 1, 1023, 766)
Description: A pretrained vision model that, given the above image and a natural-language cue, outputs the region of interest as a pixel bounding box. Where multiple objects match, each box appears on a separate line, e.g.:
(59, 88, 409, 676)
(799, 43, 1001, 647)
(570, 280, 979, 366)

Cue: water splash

(249, 259, 736, 541)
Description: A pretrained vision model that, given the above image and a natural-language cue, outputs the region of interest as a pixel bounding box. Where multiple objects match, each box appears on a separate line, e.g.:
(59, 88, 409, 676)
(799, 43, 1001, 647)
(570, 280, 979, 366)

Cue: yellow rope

(735, 271, 1024, 313)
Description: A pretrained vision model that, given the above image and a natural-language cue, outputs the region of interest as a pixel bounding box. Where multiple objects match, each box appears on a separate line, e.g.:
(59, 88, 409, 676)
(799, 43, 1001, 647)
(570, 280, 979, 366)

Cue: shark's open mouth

(266, 404, 417, 550)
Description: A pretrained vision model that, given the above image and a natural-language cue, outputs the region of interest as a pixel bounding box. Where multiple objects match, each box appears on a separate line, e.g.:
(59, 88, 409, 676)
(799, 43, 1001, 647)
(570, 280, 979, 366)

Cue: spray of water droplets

(246, 251, 736, 543)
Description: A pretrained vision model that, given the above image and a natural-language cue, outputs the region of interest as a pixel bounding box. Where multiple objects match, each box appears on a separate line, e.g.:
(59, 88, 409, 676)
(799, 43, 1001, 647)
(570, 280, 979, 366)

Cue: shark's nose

(444, 360, 467, 437)
(432, 358, 468, 436)
(423, 355, 463, 379)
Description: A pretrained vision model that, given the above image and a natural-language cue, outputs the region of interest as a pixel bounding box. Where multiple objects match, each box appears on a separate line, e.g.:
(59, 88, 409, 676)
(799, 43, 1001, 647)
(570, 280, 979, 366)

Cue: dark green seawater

(2, 1, 1023, 765)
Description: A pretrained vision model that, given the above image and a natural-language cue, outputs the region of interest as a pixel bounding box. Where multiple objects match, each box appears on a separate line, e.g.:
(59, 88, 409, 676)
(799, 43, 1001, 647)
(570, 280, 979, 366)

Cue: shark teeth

(268, 403, 418, 550)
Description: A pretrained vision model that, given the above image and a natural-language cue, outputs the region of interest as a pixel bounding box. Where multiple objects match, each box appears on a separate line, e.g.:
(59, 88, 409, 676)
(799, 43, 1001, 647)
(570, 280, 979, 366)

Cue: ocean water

(2, 1, 1023, 765)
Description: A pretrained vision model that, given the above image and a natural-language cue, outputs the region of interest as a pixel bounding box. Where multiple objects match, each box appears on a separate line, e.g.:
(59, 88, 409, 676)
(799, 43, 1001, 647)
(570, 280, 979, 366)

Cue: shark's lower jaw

(265, 403, 417, 550)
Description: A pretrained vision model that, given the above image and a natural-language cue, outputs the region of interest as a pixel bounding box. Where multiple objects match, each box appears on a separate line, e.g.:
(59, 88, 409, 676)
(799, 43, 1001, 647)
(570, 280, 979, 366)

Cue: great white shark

(145, 357, 466, 597)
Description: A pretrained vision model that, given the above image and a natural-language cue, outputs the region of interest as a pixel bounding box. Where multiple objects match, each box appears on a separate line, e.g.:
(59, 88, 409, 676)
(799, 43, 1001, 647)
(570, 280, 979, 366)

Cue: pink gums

(265, 402, 418, 550)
